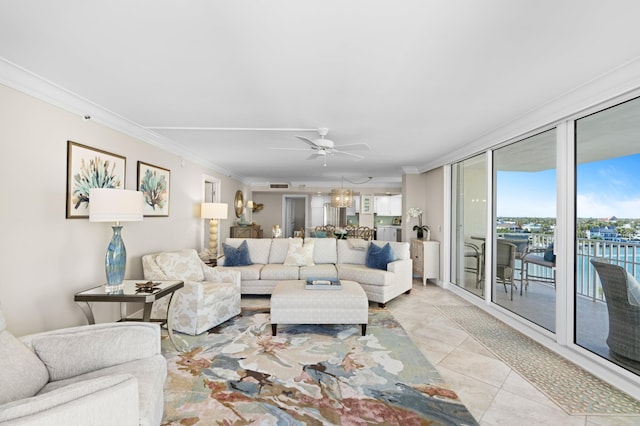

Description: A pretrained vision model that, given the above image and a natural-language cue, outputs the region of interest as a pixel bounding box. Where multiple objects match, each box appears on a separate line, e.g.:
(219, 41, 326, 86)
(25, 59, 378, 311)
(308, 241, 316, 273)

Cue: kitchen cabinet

(376, 226, 397, 242)
(374, 195, 402, 216)
(411, 239, 440, 285)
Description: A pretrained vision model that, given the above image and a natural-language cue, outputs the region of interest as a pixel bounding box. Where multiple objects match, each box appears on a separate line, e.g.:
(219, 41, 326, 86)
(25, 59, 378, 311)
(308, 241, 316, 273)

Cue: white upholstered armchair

(142, 249, 241, 335)
(0, 304, 166, 426)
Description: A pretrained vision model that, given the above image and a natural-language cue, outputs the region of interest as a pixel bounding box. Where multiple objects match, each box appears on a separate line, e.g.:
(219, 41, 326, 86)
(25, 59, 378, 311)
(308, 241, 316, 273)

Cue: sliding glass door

(492, 129, 557, 332)
(575, 96, 640, 375)
(451, 153, 487, 297)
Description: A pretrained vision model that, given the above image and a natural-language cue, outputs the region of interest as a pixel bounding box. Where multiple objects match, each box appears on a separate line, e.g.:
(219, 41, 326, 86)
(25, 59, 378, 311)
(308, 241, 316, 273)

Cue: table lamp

(246, 200, 254, 224)
(89, 188, 144, 291)
(201, 202, 228, 259)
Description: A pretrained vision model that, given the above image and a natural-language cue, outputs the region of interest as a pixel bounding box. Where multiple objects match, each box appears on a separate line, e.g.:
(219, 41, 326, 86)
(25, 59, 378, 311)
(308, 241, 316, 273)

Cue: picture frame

(137, 161, 170, 217)
(361, 194, 374, 214)
(66, 141, 126, 219)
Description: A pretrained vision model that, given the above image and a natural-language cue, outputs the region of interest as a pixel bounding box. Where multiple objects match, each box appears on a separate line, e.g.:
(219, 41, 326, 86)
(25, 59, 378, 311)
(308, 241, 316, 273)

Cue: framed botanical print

(137, 161, 170, 217)
(66, 141, 126, 218)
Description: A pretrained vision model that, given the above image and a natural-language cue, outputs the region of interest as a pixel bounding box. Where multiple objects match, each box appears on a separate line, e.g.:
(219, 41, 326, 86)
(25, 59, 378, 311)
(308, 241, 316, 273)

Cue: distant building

(522, 223, 542, 232)
(587, 225, 619, 241)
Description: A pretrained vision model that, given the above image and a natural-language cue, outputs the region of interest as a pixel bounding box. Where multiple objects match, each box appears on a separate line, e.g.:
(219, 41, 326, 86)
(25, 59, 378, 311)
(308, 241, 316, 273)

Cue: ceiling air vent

(269, 183, 289, 189)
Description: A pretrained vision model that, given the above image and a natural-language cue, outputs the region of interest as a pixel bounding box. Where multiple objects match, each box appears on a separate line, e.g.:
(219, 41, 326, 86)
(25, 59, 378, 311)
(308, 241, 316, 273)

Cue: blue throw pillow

(365, 242, 393, 270)
(543, 243, 556, 263)
(223, 240, 252, 266)
(315, 231, 327, 238)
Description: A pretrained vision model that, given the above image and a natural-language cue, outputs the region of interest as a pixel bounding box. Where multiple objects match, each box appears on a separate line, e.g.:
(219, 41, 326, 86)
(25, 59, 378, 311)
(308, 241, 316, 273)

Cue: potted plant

(407, 207, 430, 240)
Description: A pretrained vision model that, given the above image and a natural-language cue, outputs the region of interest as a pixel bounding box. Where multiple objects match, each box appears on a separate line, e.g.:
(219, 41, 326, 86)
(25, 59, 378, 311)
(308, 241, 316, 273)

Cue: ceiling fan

(271, 128, 370, 166)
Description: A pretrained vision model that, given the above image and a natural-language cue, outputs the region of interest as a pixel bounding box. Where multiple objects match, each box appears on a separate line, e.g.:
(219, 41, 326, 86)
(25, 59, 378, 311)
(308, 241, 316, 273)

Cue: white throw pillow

(284, 239, 315, 267)
(627, 271, 640, 306)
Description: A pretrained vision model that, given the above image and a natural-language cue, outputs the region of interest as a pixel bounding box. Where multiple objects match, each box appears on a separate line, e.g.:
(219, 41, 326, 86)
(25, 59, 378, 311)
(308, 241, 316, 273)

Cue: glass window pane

(575, 96, 640, 376)
(493, 129, 557, 332)
(451, 153, 487, 297)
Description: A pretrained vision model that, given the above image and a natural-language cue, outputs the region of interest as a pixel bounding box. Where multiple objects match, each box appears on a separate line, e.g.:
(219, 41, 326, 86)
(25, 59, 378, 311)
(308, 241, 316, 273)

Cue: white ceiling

(2, 0, 640, 189)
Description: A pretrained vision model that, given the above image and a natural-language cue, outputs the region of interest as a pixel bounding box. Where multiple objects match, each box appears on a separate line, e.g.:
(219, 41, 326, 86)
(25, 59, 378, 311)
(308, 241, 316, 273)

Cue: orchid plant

(407, 207, 430, 239)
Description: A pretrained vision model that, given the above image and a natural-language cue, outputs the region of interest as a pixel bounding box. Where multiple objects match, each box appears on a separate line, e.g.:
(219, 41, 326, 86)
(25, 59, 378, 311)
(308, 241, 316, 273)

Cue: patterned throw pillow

(365, 242, 392, 270)
(223, 240, 252, 266)
(284, 239, 315, 266)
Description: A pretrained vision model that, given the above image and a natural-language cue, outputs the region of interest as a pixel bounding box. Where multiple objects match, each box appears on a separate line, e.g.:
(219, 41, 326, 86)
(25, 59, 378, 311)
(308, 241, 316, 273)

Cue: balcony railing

(504, 233, 640, 302)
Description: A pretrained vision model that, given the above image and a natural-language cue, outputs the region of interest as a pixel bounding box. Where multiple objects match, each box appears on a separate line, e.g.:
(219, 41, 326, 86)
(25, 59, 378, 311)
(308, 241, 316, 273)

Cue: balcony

(464, 234, 640, 375)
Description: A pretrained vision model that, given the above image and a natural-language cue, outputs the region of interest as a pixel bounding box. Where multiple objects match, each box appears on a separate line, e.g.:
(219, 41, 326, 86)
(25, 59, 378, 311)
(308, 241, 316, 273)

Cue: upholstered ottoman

(270, 280, 368, 335)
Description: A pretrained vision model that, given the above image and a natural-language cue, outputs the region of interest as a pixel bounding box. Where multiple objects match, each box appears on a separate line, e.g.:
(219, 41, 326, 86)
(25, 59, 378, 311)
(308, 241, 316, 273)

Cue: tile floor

(241, 279, 640, 425)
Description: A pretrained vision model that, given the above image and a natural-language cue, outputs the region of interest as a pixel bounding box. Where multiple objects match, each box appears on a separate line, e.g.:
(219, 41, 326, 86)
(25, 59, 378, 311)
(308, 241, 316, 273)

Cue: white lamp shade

(201, 202, 228, 219)
(246, 200, 254, 209)
(89, 188, 144, 222)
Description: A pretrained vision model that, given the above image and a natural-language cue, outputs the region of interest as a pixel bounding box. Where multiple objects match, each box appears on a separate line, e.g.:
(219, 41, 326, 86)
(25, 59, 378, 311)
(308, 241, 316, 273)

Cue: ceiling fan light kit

(271, 128, 370, 167)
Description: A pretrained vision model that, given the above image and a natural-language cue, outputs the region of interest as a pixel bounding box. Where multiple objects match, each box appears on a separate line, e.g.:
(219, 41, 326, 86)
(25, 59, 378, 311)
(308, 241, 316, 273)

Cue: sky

(497, 154, 640, 219)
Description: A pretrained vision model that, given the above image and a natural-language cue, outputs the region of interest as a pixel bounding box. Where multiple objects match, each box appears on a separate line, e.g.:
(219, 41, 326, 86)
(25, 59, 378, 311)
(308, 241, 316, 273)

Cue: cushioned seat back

(306, 237, 337, 264)
(268, 238, 291, 264)
(0, 303, 49, 404)
(225, 238, 272, 264)
(153, 249, 205, 281)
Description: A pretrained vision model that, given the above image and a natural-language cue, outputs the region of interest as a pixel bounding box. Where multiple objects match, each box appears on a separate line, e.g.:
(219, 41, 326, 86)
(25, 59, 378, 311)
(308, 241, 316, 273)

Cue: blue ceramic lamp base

(105, 225, 126, 292)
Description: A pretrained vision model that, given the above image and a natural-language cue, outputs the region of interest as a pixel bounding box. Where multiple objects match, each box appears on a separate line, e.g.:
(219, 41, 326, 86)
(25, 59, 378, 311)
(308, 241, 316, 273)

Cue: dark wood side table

(74, 280, 184, 349)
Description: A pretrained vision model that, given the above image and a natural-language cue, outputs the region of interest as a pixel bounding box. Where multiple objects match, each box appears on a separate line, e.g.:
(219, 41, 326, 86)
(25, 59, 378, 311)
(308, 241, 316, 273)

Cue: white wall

(0, 84, 244, 336)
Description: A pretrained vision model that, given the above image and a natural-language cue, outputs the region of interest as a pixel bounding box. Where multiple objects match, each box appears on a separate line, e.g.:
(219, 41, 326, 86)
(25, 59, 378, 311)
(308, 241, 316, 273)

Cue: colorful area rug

(160, 308, 478, 425)
(438, 305, 640, 415)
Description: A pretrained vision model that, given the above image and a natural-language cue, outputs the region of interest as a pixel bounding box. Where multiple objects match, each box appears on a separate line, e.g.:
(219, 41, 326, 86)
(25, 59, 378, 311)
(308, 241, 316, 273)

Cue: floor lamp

(89, 188, 144, 292)
(201, 202, 228, 260)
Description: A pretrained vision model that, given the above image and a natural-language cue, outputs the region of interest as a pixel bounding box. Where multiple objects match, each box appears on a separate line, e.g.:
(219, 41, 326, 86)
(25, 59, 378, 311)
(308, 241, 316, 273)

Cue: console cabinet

(411, 239, 440, 285)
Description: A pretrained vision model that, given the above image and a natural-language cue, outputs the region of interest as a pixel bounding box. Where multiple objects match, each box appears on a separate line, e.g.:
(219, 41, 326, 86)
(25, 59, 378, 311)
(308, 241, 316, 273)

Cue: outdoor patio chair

(496, 239, 518, 300)
(464, 242, 482, 288)
(590, 257, 640, 363)
(503, 233, 530, 285)
(522, 244, 556, 293)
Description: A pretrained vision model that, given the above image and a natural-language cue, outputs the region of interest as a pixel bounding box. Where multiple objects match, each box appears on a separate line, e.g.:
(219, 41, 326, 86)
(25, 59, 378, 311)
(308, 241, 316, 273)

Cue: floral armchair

(142, 249, 241, 335)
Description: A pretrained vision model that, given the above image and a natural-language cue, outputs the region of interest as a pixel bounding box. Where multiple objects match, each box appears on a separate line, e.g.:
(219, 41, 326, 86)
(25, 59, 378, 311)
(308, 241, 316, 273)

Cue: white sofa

(0, 304, 166, 426)
(216, 238, 412, 306)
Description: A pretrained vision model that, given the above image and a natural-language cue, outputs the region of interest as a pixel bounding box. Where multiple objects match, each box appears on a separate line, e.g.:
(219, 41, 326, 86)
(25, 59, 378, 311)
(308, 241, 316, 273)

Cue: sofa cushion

(300, 264, 338, 280)
(366, 242, 393, 270)
(269, 238, 293, 264)
(544, 243, 556, 263)
(223, 240, 252, 267)
(337, 264, 394, 286)
(30, 325, 161, 382)
(284, 239, 315, 267)
(308, 238, 338, 264)
(0, 329, 49, 405)
(225, 238, 272, 265)
(337, 239, 368, 265)
(378, 241, 410, 261)
(627, 271, 640, 306)
(156, 249, 205, 281)
(217, 264, 263, 280)
(261, 264, 300, 280)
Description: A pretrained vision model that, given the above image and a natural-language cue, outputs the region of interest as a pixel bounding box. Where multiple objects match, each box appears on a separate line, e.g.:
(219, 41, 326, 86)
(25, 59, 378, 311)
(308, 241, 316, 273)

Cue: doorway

(282, 195, 308, 238)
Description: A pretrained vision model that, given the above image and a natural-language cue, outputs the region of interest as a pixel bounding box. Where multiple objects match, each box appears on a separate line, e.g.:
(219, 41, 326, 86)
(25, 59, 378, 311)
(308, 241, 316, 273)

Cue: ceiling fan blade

(333, 143, 371, 151)
(271, 147, 310, 151)
(296, 135, 320, 148)
(334, 150, 364, 160)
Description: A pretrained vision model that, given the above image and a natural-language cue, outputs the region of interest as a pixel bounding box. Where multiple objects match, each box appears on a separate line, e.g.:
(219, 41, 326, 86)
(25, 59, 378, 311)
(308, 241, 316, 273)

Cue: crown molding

(0, 56, 237, 179)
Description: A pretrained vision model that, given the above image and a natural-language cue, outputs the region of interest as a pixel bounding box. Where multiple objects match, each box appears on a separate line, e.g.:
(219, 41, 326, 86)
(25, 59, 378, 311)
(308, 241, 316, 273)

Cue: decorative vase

(416, 229, 424, 239)
(105, 225, 126, 289)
